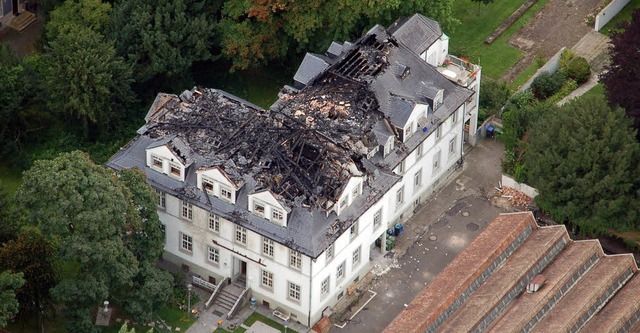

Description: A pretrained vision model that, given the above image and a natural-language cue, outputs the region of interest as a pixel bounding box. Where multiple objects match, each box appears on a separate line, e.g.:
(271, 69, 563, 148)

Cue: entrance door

(11, 0, 17, 15)
(2, 0, 12, 17)
(241, 260, 247, 275)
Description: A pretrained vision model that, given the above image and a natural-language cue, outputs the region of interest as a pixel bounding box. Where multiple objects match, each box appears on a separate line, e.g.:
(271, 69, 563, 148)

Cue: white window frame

(235, 225, 247, 245)
(208, 213, 220, 233)
(151, 155, 163, 170)
(155, 189, 166, 209)
(414, 169, 423, 189)
(253, 202, 266, 217)
(262, 237, 274, 258)
(202, 177, 214, 194)
(220, 185, 233, 202)
(290, 250, 302, 270)
(416, 142, 423, 158)
(396, 186, 404, 205)
(451, 110, 458, 125)
(180, 233, 192, 253)
(337, 261, 346, 281)
(321, 276, 330, 296)
(207, 246, 219, 264)
(449, 138, 457, 155)
(352, 246, 361, 267)
(397, 160, 405, 174)
(352, 186, 359, 200)
(271, 208, 284, 222)
(169, 162, 182, 178)
(433, 151, 441, 176)
(326, 244, 335, 262)
(436, 126, 442, 140)
(373, 209, 382, 229)
(288, 281, 301, 302)
(160, 224, 166, 244)
(261, 270, 274, 290)
(350, 222, 358, 239)
(181, 200, 193, 221)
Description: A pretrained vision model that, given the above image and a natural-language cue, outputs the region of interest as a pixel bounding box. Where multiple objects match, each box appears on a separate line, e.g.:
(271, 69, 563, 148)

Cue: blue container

(387, 229, 394, 236)
(394, 224, 404, 236)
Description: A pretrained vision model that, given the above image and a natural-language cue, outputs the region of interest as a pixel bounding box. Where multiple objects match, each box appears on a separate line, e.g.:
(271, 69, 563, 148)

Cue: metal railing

(205, 277, 228, 309)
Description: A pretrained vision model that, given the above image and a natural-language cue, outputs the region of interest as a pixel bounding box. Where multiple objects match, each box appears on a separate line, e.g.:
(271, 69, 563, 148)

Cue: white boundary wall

(595, 0, 633, 31)
(519, 47, 565, 92)
(501, 174, 539, 198)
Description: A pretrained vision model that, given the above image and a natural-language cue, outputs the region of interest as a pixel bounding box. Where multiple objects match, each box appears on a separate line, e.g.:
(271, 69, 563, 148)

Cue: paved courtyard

(330, 139, 514, 332)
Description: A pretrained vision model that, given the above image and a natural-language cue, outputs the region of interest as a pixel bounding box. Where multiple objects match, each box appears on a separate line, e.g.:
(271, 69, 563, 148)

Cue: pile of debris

(498, 186, 533, 208)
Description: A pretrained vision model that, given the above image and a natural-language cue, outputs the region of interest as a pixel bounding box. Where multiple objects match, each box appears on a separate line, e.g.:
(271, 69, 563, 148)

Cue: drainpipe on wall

(308, 258, 313, 327)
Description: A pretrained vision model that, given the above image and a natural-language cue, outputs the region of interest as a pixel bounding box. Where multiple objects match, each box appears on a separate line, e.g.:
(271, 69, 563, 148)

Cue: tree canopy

(602, 8, 640, 130)
(15, 151, 171, 331)
(525, 96, 640, 234)
(0, 270, 25, 327)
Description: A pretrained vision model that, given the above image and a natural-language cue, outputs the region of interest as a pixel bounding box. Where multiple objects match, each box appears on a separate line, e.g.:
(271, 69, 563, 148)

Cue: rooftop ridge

(531, 255, 637, 333)
(439, 226, 569, 333)
(384, 212, 537, 333)
(487, 240, 603, 333)
(581, 274, 640, 332)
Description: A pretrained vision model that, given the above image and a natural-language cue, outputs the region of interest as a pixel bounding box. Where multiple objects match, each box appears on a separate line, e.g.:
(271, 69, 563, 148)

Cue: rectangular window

(352, 247, 361, 266)
(404, 123, 412, 139)
(155, 189, 166, 208)
(272, 209, 284, 222)
(433, 151, 441, 175)
(235, 225, 247, 245)
(397, 160, 405, 174)
(208, 213, 220, 233)
(352, 186, 359, 200)
(414, 169, 423, 188)
(220, 186, 232, 202)
(181, 233, 192, 253)
(290, 250, 302, 270)
(288, 281, 301, 301)
(181, 200, 193, 221)
(321, 277, 330, 296)
(436, 126, 442, 139)
(350, 223, 358, 239)
(160, 224, 166, 244)
(396, 186, 404, 205)
(262, 237, 274, 257)
(207, 246, 219, 264)
(416, 143, 423, 158)
(339, 198, 347, 209)
(326, 244, 335, 262)
(449, 138, 456, 154)
(254, 202, 265, 217)
(202, 178, 214, 194)
(451, 110, 458, 125)
(373, 209, 382, 229)
(261, 270, 274, 289)
(169, 162, 181, 177)
(337, 261, 345, 281)
(151, 156, 163, 170)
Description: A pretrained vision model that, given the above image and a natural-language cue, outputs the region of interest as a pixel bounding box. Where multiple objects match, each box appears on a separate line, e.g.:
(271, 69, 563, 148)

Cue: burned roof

(107, 16, 473, 258)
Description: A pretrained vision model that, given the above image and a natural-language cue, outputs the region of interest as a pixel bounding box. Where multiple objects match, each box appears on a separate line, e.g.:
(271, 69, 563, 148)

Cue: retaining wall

(595, 0, 633, 31)
(519, 47, 565, 92)
(501, 174, 539, 198)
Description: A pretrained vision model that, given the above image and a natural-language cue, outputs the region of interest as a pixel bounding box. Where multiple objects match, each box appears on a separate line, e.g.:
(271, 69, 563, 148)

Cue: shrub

(566, 56, 591, 84)
(479, 79, 510, 119)
(530, 71, 567, 100)
(549, 79, 578, 103)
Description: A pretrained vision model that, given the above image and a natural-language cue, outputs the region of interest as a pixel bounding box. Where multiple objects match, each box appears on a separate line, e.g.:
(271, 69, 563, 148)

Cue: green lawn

(450, 0, 552, 80)
(600, 0, 640, 36)
(508, 61, 540, 91)
(580, 83, 606, 101)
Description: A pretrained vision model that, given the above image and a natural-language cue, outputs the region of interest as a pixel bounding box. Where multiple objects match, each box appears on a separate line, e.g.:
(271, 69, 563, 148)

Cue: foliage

(15, 151, 168, 330)
(548, 79, 578, 104)
(111, 0, 216, 82)
(219, 0, 459, 70)
(530, 71, 567, 100)
(602, 8, 640, 130)
(525, 96, 640, 234)
(471, 0, 494, 4)
(479, 78, 510, 121)
(0, 188, 20, 244)
(0, 44, 31, 159)
(0, 227, 58, 321)
(0, 270, 25, 327)
(46, 0, 112, 40)
(499, 91, 557, 182)
(42, 28, 134, 139)
(565, 56, 590, 85)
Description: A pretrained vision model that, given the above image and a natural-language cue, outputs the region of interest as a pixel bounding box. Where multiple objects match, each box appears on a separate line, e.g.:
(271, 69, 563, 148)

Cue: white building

(107, 14, 480, 328)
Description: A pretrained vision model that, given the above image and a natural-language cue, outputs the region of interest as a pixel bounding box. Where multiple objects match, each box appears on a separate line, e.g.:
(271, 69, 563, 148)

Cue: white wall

(595, 0, 633, 31)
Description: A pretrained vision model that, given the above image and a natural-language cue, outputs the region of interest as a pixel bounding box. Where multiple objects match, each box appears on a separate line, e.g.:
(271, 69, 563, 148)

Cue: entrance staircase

(9, 11, 36, 32)
(211, 275, 246, 314)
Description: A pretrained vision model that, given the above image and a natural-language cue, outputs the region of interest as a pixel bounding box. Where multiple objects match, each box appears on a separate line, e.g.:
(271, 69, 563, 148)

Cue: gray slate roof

(293, 53, 331, 86)
(388, 14, 442, 55)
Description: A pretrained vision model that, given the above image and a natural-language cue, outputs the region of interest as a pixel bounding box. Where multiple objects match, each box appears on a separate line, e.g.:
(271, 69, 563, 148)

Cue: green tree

(0, 188, 20, 244)
(15, 151, 170, 330)
(0, 227, 58, 322)
(111, 0, 216, 82)
(525, 96, 640, 234)
(0, 270, 25, 327)
(46, 0, 112, 40)
(0, 44, 31, 159)
(43, 28, 134, 139)
(219, 0, 458, 70)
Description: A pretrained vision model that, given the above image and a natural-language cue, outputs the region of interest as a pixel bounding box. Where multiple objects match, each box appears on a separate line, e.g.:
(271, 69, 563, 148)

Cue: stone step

(9, 12, 36, 32)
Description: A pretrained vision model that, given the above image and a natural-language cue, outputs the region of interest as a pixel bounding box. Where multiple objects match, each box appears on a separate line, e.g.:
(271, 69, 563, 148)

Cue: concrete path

(557, 71, 600, 106)
(329, 139, 512, 332)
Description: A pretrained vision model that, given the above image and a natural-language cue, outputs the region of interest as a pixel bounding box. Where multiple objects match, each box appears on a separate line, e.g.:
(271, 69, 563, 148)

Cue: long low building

(385, 211, 640, 333)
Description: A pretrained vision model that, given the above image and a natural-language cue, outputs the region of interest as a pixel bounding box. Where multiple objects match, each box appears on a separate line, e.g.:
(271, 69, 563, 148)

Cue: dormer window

(220, 186, 233, 202)
(152, 156, 163, 170)
(272, 209, 284, 222)
(202, 178, 214, 193)
(254, 203, 266, 217)
(339, 198, 347, 209)
(169, 162, 181, 178)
